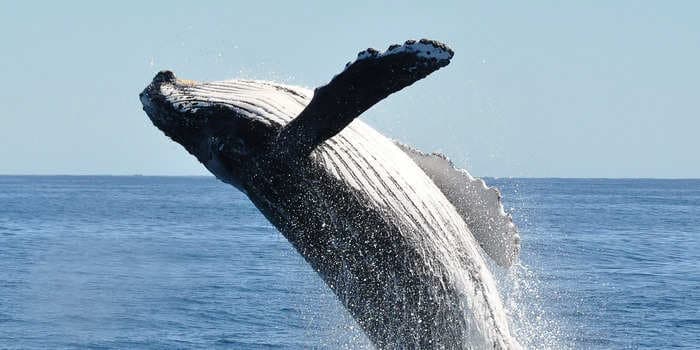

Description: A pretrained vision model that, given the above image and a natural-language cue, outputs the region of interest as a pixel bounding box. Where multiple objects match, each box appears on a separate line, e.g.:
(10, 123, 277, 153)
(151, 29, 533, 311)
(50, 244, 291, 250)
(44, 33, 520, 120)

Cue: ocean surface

(0, 176, 698, 349)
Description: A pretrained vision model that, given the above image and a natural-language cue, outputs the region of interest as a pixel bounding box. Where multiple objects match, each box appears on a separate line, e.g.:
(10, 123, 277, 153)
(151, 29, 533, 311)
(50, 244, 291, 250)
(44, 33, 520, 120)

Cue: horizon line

(1, 174, 699, 181)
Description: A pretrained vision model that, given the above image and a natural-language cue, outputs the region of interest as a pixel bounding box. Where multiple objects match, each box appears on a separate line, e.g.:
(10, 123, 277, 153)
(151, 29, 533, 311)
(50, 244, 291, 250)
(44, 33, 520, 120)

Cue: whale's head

(140, 71, 293, 190)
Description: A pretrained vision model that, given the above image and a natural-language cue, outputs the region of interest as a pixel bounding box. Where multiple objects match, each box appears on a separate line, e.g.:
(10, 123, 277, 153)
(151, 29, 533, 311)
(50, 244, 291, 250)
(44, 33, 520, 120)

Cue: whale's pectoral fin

(276, 39, 454, 157)
(395, 142, 521, 267)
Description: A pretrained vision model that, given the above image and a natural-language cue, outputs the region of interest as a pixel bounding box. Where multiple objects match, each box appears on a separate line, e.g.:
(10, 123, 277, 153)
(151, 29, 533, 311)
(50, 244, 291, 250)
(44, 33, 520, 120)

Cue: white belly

(316, 120, 515, 348)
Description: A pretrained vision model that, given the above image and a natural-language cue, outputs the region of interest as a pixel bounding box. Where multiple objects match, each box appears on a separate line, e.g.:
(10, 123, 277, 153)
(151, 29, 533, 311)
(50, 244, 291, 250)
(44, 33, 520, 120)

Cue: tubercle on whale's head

(140, 70, 275, 189)
(139, 71, 199, 141)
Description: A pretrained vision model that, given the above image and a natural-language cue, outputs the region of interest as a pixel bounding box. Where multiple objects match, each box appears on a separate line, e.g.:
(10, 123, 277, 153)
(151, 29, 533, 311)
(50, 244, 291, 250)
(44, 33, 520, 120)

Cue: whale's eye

(226, 138, 248, 155)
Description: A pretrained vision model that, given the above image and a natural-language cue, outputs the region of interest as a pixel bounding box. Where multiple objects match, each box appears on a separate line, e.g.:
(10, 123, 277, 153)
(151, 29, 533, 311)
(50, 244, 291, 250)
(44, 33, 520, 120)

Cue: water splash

(498, 262, 570, 349)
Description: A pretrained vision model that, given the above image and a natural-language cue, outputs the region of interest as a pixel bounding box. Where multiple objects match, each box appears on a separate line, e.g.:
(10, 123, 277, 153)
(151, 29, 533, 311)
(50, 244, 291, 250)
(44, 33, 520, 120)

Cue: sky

(1, 1, 698, 178)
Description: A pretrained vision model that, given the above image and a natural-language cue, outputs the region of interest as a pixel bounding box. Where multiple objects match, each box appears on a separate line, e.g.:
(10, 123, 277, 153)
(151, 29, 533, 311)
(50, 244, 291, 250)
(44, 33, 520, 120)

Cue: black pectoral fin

(277, 39, 454, 157)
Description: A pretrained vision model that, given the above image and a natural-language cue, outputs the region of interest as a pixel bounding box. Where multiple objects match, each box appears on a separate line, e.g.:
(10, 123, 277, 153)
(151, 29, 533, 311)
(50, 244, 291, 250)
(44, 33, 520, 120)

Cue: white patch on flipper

(347, 39, 453, 71)
(395, 142, 521, 267)
(383, 40, 453, 60)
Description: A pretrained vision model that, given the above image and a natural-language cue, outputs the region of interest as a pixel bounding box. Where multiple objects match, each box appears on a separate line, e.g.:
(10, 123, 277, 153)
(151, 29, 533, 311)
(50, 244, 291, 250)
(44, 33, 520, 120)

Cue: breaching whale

(140, 39, 521, 349)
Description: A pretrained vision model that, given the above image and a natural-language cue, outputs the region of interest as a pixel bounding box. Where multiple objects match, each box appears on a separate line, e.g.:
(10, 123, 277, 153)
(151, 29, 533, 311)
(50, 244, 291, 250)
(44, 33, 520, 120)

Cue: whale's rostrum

(140, 39, 521, 349)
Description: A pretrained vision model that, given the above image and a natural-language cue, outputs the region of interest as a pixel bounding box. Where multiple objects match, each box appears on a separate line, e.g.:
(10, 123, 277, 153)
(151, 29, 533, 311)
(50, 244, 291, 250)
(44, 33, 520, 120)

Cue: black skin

(140, 40, 507, 348)
(277, 39, 453, 158)
(141, 85, 461, 346)
(141, 39, 453, 190)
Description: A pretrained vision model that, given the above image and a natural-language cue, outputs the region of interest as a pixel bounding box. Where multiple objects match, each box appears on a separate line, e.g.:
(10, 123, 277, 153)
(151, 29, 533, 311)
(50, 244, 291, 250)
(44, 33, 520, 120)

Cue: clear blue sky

(1, 1, 698, 178)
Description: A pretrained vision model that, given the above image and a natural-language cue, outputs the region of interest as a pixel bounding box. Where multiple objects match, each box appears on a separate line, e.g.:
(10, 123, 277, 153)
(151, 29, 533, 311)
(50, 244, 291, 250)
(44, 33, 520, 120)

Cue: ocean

(0, 176, 698, 349)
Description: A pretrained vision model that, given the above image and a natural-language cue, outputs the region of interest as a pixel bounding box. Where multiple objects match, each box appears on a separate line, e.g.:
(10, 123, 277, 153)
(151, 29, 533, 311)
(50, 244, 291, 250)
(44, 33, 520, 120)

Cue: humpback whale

(140, 39, 521, 349)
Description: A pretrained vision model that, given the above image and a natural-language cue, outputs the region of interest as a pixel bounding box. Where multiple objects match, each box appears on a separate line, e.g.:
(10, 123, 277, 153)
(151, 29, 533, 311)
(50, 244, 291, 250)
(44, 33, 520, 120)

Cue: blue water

(1, 176, 698, 349)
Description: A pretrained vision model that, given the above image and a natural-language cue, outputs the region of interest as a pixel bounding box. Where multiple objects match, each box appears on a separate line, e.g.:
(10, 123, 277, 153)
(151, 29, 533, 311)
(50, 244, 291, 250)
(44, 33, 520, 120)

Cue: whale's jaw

(139, 71, 202, 154)
(139, 71, 282, 192)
